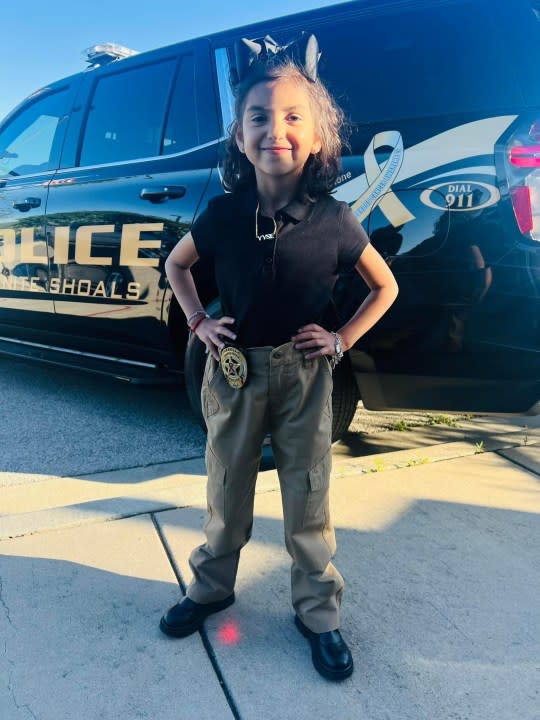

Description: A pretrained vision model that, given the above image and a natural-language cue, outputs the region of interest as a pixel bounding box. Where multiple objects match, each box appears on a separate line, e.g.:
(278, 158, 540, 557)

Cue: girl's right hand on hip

(195, 316, 236, 361)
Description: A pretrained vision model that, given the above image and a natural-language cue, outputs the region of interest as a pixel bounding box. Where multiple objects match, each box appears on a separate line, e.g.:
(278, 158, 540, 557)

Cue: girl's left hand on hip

(292, 323, 335, 359)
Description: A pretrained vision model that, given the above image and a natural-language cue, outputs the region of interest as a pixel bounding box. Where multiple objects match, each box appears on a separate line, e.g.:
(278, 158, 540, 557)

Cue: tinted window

(215, 47, 235, 135)
(313, 0, 540, 125)
(0, 88, 68, 177)
(162, 54, 200, 154)
(79, 59, 175, 166)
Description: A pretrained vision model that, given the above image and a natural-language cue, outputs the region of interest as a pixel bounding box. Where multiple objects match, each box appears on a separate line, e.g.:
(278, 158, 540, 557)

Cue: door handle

(140, 186, 186, 203)
(12, 197, 41, 212)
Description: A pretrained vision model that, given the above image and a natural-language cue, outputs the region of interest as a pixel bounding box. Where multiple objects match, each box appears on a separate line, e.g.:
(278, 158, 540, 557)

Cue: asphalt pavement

(1, 414, 539, 720)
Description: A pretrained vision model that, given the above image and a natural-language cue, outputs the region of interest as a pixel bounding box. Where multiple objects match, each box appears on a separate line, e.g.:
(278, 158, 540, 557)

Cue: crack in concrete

(1, 577, 39, 719)
(150, 512, 241, 719)
(495, 448, 540, 478)
(424, 598, 474, 643)
(0, 576, 13, 626)
(5, 642, 38, 720)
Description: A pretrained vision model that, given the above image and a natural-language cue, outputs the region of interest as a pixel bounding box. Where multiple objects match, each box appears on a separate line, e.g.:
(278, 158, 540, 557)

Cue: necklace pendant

(256, 231, 276, 242)
(255, 203, 278, 243)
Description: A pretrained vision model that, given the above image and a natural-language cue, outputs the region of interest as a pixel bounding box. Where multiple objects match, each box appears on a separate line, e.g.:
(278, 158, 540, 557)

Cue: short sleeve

(191, 202, 216, 260)
(337, 202, 370, 271)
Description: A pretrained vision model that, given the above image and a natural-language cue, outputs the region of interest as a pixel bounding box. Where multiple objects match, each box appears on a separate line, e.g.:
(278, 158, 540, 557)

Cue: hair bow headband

(231, 32, 321, 87)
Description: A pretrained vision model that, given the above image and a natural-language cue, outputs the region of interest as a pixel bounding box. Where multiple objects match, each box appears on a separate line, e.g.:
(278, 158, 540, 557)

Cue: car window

(79, 58, 176, 166)
(313, 0, 540, 127)
(0, 88, 69, 177)
(162, 53, 201, 154)
(215, 47, 235, 136)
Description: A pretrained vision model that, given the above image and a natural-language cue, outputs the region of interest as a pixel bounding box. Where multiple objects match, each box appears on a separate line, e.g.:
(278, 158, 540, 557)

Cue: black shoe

(295, 615, 354, 681)
(160, 593, 235, 638)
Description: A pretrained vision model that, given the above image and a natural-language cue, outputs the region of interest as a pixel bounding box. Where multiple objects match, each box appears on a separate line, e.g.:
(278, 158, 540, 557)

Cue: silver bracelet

(330, 331, 344, 370)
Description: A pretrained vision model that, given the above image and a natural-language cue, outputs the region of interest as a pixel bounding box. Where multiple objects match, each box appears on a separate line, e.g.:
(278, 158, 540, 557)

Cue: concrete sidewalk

(1, 417, 539, 719)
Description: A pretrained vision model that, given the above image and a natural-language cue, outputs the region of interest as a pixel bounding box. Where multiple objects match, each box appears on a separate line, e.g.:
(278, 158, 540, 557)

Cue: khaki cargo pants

(187, 341, 344, 633)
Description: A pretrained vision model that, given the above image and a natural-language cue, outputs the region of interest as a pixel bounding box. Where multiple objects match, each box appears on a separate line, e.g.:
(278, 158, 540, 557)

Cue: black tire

(183, 299, 360, 441)
(184, 332, 208, 430)
(330, 353, 360, 442)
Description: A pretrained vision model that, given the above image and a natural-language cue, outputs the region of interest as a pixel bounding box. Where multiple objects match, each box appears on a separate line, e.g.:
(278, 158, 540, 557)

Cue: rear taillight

(506, 120, 540, 241)
(509, 145, 540, 168)
(510, 186, 533, 234)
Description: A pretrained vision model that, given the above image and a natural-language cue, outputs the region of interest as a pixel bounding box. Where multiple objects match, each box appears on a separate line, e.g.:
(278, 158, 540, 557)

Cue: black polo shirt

(191, 187, 369, 347)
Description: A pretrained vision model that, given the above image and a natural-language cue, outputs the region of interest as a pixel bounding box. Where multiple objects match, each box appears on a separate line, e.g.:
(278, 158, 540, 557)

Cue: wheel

(330, 353, 360, 442)
(183, 298, 360, 441)
(184, 333, 209, 430)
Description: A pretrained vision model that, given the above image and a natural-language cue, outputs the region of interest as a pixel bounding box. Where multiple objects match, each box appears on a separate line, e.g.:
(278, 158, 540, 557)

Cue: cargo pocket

(321, 354, 333, 377)
(201, 358, 220, 419)
(205, 444, 227, 527)
(320, 357, 334, 420)
(303, 449, 331, 530)
(323, 383, 333, 421)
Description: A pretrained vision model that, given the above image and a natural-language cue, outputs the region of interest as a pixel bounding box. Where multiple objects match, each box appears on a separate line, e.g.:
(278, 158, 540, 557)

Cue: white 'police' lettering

(0, 223, 164, 268)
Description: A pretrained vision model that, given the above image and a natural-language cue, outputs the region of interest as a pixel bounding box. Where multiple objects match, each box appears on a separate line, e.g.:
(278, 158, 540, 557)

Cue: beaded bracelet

(190, 313, 209, 334)
(186, 309, 207, 327)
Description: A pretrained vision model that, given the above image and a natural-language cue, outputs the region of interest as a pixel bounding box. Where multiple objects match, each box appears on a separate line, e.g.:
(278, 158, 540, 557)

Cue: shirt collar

(237, 186, 313, 221)
(279, 198, 312, 222)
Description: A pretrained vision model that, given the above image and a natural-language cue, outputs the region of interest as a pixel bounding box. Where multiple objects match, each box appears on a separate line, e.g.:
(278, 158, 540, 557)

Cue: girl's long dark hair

(222, 60, 347, 201)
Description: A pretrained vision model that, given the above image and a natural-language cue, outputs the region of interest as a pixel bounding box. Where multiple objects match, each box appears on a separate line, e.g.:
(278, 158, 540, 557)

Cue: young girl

(160, 36, 398, 681)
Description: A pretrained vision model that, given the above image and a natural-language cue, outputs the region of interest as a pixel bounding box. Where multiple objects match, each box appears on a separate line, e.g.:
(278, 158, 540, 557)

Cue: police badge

(220, 344, 248, 389)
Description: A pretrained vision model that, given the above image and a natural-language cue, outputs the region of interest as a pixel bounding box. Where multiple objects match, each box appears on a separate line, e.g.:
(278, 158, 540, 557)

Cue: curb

(333, 432, 538, 478)
(1, 425, 537, 542)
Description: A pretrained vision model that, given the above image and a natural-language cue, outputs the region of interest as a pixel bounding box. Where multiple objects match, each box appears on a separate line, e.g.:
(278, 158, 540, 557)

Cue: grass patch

(389, 419, 415, 432)
(388, 413, 463, 431)
(426, 414, 460, 427)
(403, 456, 431, 467)
(367, 458, 386, 473)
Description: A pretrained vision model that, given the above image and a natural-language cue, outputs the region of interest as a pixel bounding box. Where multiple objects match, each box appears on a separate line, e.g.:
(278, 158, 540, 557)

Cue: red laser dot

(217, 620, 241, 645)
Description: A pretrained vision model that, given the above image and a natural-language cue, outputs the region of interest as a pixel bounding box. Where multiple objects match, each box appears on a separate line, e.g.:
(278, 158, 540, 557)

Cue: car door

(297, 2, 523, 410)
(0, 84, 74, 337)
(45, 41, 219, 362)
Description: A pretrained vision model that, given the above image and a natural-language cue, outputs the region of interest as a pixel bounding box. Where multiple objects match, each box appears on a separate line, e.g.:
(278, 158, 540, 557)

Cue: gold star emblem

(220, 346, 248, 388)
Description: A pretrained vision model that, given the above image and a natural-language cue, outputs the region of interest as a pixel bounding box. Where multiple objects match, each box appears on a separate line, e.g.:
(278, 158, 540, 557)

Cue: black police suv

(0, 0, 539, 440)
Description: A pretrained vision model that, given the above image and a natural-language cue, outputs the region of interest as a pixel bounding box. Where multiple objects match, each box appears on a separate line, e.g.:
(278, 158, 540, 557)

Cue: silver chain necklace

(255, 203, 277, 242)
